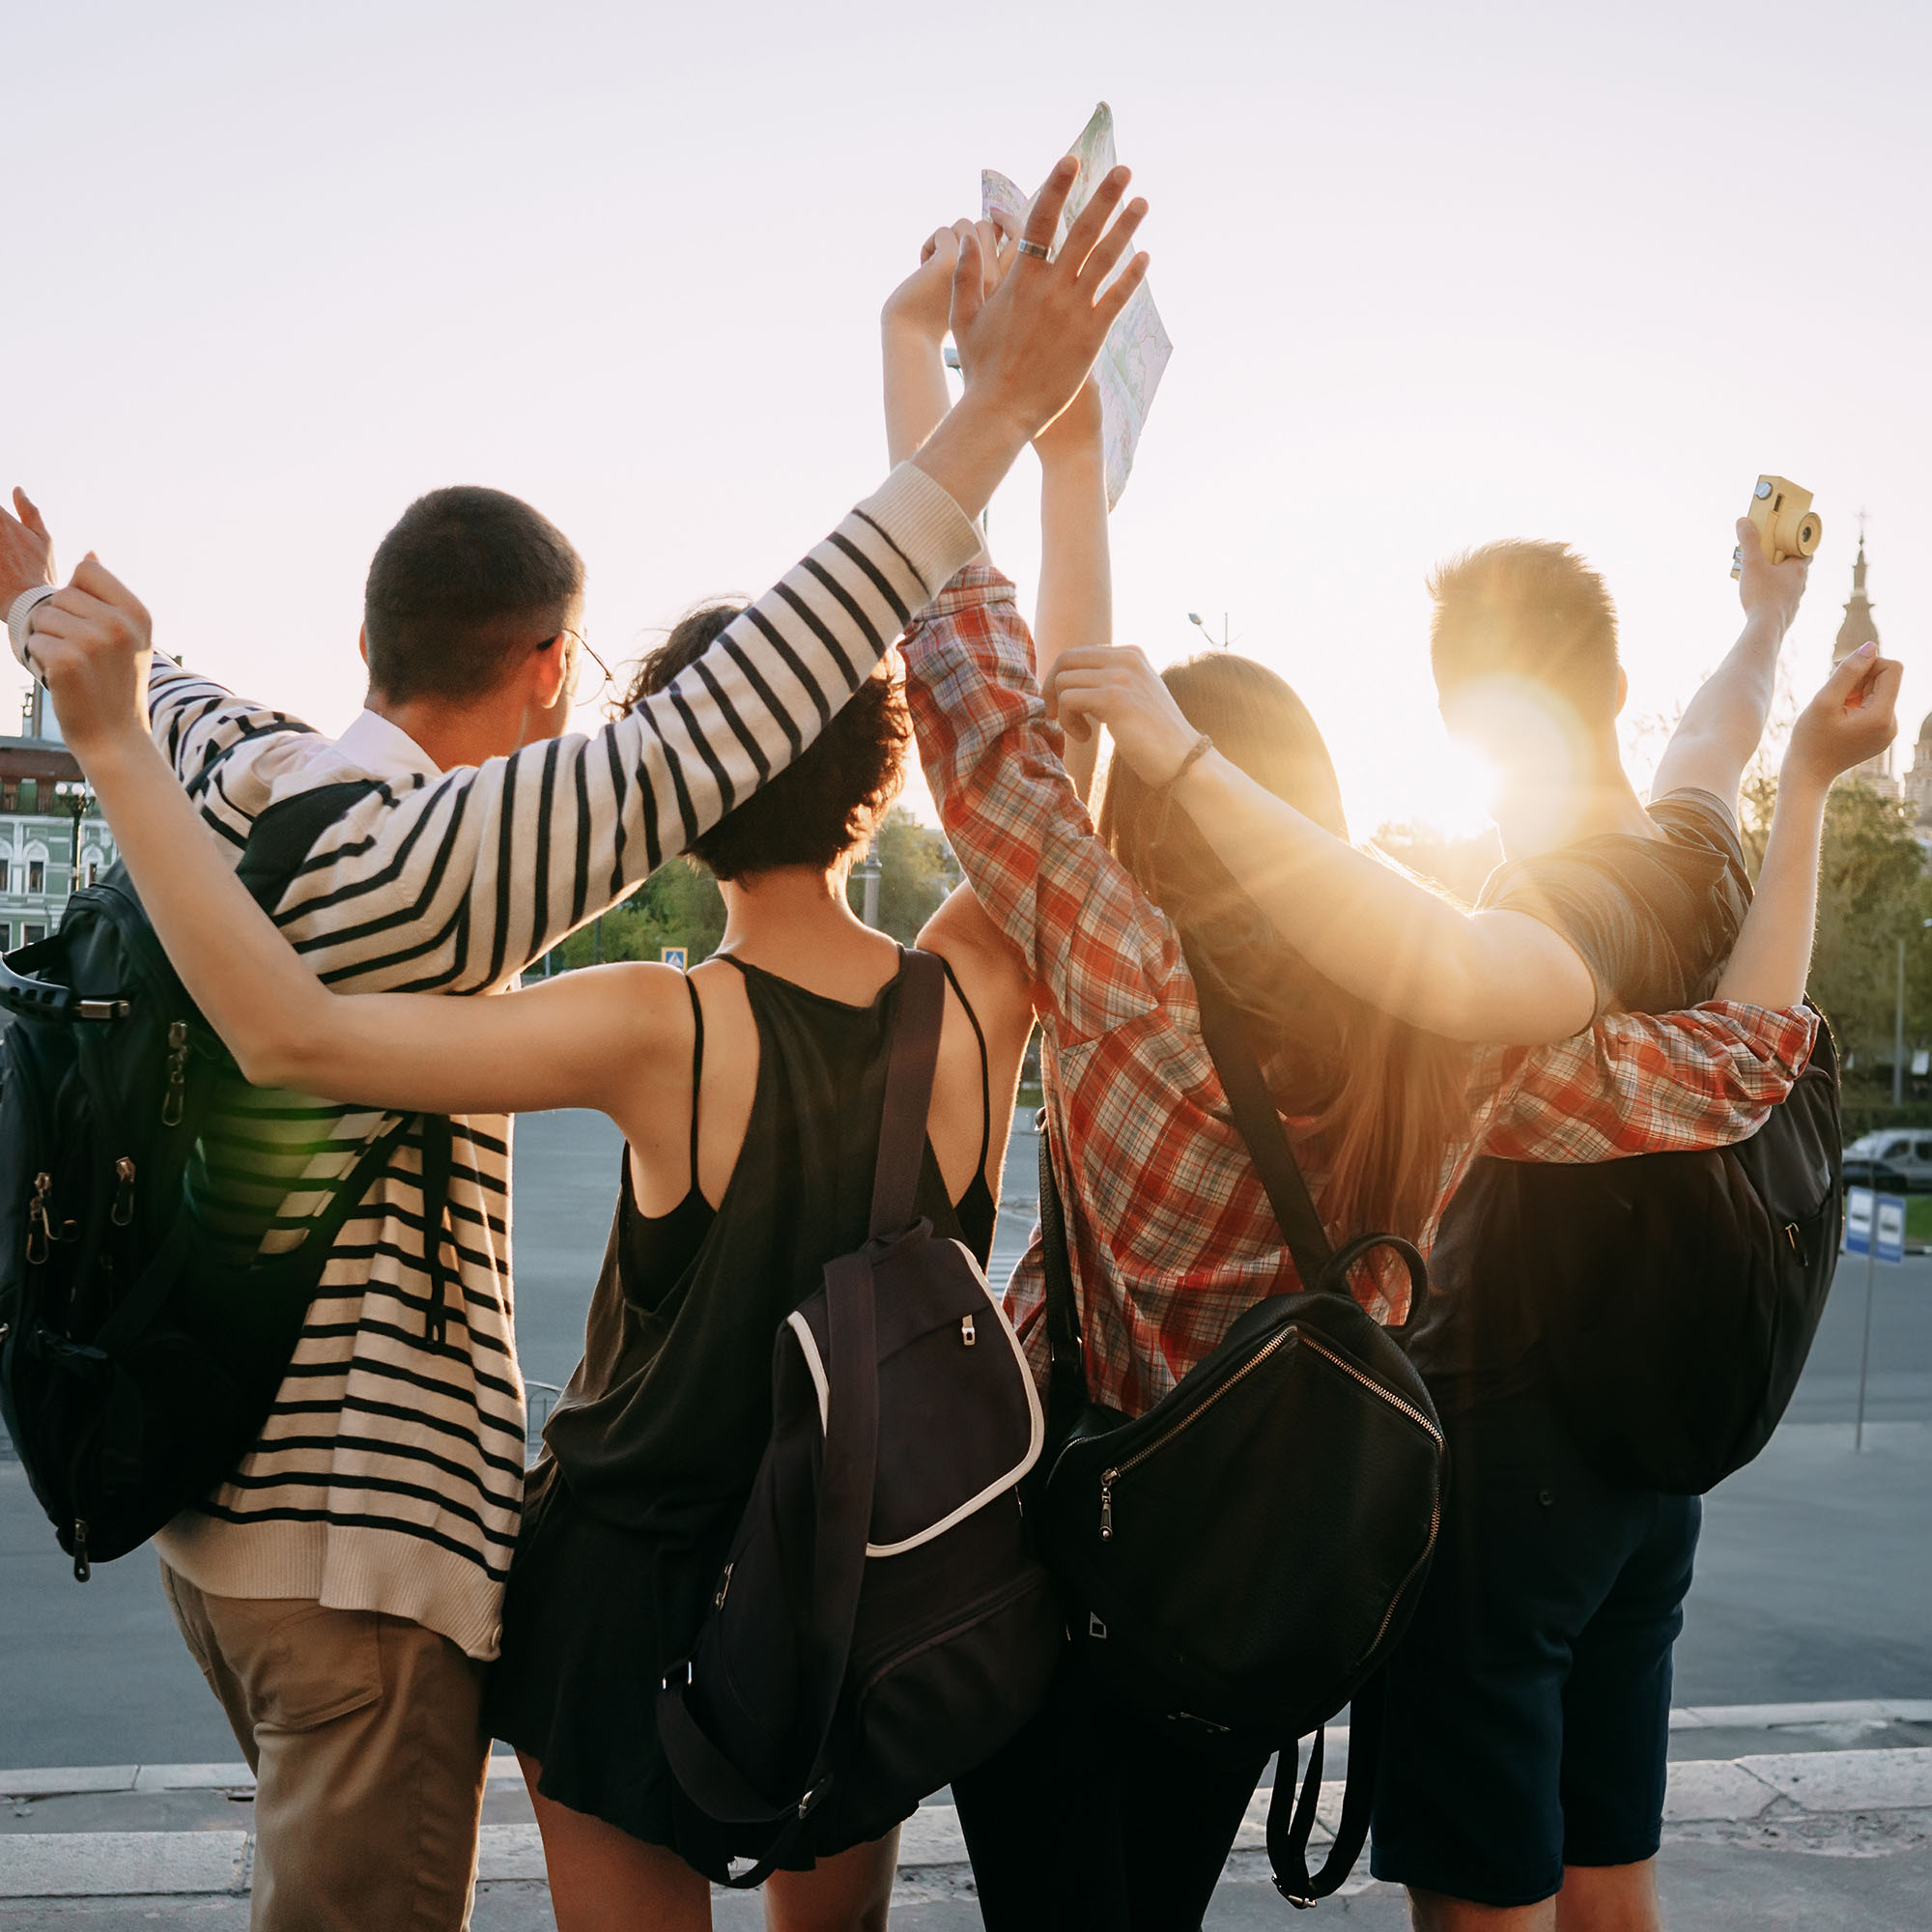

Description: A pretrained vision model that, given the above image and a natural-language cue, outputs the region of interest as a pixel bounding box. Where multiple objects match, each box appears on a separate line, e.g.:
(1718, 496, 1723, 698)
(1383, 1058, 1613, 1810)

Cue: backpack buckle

(661, 1659, 695, 1692)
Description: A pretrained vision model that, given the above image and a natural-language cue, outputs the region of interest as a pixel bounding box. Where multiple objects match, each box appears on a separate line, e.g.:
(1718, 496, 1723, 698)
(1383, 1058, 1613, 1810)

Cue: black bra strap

(682, 971, 705, 1196)
(936, 953, 993, 1181)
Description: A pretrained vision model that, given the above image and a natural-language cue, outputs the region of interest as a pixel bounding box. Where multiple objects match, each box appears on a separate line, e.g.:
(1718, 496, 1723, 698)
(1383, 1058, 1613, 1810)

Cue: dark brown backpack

(655, 951, 1060, 1884)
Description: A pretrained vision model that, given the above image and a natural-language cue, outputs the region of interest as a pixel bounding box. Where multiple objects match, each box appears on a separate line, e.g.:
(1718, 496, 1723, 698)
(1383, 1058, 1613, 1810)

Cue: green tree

(846, 807, 956, 945)
(1740, 773, 1932, 1081)
(542, 861, 725, 972)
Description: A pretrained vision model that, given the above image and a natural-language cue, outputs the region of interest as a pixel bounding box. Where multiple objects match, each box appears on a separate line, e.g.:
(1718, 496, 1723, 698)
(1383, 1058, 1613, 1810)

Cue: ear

(357, 624, 369, 669)
(1614, 665, 1629, 718)
(530, 634, 570, 712)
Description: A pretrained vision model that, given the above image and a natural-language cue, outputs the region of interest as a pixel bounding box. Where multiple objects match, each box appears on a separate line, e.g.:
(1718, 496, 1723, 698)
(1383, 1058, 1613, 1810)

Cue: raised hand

(949, 158, 1149, 444)
(883, 226, 964, 345)
(1, 488, 56, 611)
(18, 556, 154, 753)
(1045, 644, 1196, 771)
(1735, 514, 1809, 637)
(1784, 640, 1901, 788)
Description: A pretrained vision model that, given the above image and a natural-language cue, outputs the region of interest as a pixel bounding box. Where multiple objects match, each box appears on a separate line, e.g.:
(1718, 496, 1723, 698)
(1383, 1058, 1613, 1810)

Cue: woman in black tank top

(460, 611, 1036, 1927)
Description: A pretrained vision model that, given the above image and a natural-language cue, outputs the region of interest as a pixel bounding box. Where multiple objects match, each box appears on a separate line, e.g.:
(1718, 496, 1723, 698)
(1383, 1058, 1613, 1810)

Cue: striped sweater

(149, 463, 980, 1658)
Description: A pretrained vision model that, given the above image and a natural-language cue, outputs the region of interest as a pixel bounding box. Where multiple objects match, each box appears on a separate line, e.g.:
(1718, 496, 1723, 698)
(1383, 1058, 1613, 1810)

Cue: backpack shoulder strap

(868, 950, 947, 1237)
(236, 780, 384, 912)
(1181, 939, 1334, 1287)
(1037, 1111, 1091, 1416)
(1265, 1667, 1388, 1905)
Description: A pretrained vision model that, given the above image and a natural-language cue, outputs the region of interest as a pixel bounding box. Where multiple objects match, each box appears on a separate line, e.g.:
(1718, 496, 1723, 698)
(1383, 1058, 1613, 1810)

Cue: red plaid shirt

(903, 568, 1818, 1418)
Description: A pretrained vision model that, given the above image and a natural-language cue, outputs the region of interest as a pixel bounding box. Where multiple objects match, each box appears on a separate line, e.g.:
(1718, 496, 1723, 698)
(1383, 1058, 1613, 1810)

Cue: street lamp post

(1187, 611, 1232, 649)
(1893, 918, 1932, 1105)
(859, 842, 882, 929)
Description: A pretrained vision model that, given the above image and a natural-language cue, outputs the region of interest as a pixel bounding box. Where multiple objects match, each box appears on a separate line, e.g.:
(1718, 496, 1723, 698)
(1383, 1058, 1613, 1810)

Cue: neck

(365, 689, 544, 773)
(1495, 759, 1655, 860)
(717, 864, 877, 958)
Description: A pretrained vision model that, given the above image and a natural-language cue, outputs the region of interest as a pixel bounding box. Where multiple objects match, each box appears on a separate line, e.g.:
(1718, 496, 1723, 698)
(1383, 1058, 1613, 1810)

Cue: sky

(8, 0, 1928, 841)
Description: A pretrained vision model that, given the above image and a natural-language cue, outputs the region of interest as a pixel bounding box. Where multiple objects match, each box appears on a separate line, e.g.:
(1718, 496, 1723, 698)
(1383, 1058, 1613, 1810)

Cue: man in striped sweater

(2, 161, 1149, 1929)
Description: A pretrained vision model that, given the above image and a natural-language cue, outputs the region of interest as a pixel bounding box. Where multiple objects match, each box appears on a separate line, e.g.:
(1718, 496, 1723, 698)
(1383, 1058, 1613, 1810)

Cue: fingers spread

(1077, 198, 1150, 299)
(1022, 156, 1080, 258)
(1061, 164, 1131, 278)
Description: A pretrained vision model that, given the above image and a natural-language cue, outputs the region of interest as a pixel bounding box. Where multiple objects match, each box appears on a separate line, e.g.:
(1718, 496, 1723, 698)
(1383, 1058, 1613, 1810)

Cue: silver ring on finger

(1016, 239, 1050, 260)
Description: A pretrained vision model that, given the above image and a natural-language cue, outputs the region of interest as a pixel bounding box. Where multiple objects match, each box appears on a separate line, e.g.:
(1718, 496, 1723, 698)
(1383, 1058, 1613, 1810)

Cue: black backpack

(1447, 1005, 1843, 1494)
(656, 950, 1061, 1886)
(0, 780, 454, 1577)
(1033, 957, 1447, 1906)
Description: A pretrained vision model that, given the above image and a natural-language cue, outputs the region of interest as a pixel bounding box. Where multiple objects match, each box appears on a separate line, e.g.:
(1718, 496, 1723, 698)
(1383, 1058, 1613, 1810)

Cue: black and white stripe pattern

(147, 465, 977, 1658)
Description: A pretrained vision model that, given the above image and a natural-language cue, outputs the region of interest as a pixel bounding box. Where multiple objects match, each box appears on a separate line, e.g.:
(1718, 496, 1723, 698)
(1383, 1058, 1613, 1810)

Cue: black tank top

(540, 951, 996, 1534)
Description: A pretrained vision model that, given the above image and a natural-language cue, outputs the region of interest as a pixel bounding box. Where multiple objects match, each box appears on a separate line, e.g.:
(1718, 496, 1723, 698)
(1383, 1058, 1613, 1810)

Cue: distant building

(0, 683, 115, 955)
(1833, 535, 1900, 799)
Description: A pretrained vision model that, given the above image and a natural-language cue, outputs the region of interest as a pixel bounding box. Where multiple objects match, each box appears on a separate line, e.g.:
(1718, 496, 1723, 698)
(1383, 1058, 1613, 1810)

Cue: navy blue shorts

(1370, 1382, 1699, 1908)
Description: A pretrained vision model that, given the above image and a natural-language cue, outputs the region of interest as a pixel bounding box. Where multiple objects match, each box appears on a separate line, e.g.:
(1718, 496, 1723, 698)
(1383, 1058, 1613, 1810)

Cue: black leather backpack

(0, 781, 453, 1577)
(1034, 957, 1447, 1906)
(1445, 1005, 1843, 1494)
(656, 951, 1061, 1885)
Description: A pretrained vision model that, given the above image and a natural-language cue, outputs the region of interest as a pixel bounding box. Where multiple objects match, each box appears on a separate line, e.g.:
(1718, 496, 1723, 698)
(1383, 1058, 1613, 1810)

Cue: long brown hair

(1094, 653, 1469, 1242)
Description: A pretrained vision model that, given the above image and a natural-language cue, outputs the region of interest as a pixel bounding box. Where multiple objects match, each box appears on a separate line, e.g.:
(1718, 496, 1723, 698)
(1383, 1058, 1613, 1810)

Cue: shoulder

(1648, 786, 1747, 867)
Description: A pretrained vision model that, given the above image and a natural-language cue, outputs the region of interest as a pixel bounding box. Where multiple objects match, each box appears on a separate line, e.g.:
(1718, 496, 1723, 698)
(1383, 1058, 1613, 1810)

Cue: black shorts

(1370, 1383, 1699, 1908)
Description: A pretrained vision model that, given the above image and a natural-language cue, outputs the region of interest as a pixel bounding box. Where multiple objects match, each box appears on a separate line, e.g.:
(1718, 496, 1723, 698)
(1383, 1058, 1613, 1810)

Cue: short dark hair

(628, 605, 907, 881)
(1428, 540, 1621, 725)
(363, 486, 584, 704)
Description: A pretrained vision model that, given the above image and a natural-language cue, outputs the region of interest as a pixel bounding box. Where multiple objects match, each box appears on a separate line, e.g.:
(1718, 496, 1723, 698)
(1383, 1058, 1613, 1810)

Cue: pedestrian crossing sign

(661, 947, 688, 972)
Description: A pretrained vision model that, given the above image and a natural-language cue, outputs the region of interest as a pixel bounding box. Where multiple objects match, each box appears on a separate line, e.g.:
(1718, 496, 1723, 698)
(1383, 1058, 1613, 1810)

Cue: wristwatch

(7, 584, 59, 677)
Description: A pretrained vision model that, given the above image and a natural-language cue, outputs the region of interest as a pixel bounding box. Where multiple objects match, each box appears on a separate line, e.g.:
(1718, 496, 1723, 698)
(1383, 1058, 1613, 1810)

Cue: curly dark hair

(626, 604, 909, 881)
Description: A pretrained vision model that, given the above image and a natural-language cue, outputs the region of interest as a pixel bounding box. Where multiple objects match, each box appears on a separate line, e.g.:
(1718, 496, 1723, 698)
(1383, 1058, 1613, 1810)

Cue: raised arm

(1030, 379, 1109, 802)
(1650, 516, 1811, 808)
(905, 573, 1179, 1044)
(1715, 641, 1901, 1009)
(28, 561, 696, 1131)
(1044, 644, 1600, 1044)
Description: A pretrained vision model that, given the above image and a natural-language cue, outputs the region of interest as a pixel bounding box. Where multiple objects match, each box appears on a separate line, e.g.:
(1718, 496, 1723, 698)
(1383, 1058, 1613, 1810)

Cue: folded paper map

(982, 102, 1173, 509)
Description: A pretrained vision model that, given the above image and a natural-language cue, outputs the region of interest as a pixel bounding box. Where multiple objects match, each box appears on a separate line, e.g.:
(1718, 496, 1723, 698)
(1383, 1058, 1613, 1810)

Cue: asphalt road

(5, 1109, 1931, 1770)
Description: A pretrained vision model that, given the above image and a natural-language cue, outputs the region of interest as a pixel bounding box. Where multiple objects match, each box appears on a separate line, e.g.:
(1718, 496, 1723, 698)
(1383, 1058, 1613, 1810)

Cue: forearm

(906, 579, 1173, 1040)
(1714, 766, 1828, 1009)
(1035, 442, 1110, 801)
(1651, 610, 1784, 805)
(77, 732, 345, 1085)
(1475, 1002, 1817, 1168)
(883, 321, 954, 469)
(1172, 752, 1598, 1043)
(910, 393, 1032, 530)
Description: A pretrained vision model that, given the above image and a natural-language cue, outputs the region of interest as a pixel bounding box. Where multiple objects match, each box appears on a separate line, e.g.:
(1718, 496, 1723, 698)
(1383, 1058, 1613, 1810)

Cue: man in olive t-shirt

(1370, 530, 1810, 1932)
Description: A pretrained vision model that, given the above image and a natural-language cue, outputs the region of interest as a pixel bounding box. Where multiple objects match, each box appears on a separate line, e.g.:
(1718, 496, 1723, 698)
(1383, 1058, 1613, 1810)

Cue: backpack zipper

(1099, 1323, 1301, 1538)
(161, 1022, 189, 1127)
(26, 1172, 52, 1265)
(111, 1157, 136, 1228)
(1096, 1325, 1444, 1543)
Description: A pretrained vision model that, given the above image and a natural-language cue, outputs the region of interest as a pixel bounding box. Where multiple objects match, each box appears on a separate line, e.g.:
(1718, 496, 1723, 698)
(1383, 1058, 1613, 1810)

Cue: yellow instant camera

(1731, 475, 1822, 578)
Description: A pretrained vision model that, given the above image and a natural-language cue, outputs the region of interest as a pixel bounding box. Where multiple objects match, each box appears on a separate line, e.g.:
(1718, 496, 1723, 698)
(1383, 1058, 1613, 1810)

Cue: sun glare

(1414, 735, 1502, 840)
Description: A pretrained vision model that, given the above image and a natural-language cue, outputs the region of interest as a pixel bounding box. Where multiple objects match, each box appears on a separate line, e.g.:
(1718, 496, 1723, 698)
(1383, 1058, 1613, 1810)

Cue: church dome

(1918, 710, 1932, 750)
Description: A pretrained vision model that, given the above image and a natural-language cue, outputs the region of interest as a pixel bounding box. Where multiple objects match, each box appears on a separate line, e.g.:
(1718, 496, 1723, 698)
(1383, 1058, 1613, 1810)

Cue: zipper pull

(960, 1314, 977, 1348)
(1099, 1471, 1116, 1541)
(26, 1173, 51, 1265)
(162, 1021, 189, 1126)
(111, 1157, 136, 1228)
(71, 1519, 91, 1583)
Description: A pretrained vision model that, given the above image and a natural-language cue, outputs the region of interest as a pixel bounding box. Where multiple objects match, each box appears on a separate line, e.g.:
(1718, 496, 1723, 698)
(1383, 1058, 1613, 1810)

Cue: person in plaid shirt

(883, 220, 1840, 1928)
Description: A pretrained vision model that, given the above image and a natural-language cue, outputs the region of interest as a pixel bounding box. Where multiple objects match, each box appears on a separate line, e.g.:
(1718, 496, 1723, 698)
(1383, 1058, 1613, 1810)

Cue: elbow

(231, 1034, 311, 1092)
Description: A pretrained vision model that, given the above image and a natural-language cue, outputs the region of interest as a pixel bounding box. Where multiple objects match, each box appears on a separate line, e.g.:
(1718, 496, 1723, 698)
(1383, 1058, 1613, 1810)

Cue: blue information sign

(1845, 1186, 1874, 1257)
(661, 947, 688, 972)
(1875, 1192, 1907, 1265)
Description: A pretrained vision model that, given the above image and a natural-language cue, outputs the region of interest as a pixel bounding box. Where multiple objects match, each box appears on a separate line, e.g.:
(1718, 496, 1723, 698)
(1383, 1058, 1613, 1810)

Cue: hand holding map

(982, 103, 1173, 509)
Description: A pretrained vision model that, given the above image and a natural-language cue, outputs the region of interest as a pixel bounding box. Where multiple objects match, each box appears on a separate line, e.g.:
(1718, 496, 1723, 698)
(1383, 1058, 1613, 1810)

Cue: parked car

(1842, 1130, 1932, 1193)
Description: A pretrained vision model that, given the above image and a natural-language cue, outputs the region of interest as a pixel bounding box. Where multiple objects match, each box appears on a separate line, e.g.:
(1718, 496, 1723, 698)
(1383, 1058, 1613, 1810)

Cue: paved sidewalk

(4, 1703, 1929, 1929)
